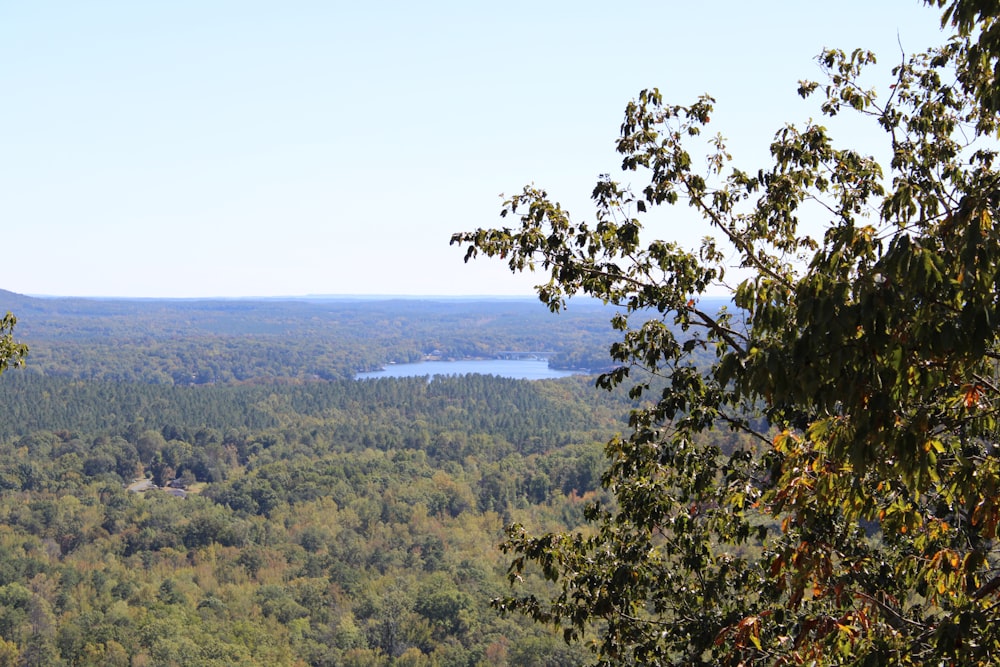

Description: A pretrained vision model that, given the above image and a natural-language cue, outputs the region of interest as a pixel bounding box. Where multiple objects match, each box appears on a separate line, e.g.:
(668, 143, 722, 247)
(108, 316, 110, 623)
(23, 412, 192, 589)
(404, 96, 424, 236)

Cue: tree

(0, 312, 26, 375)
(452, 3, 1000, 664)
(935, 0, 1000, 113)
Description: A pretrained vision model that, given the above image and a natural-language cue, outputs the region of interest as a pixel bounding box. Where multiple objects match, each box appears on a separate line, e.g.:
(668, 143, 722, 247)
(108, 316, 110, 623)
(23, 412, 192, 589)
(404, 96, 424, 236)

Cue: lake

(355, 359, 582, 381)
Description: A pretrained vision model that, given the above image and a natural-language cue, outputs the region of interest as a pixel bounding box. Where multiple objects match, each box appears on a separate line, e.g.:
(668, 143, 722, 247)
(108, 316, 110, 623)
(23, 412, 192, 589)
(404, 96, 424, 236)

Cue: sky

(1, 1, 949, 298)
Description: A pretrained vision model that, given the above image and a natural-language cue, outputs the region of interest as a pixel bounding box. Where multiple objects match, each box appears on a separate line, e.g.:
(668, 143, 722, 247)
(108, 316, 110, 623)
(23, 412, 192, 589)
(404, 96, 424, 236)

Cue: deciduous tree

(453, 2, 1000, 663)
(0, 313, 26, 375)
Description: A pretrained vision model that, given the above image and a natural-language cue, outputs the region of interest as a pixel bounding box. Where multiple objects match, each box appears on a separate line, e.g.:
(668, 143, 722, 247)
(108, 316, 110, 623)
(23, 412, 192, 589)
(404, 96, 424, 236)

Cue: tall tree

(453, 3, 1000, 664)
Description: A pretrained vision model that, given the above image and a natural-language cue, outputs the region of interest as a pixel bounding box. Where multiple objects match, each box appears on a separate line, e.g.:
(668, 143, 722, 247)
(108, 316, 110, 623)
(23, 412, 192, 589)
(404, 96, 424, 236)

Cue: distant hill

(0, 291, 622, 383)
(0, 290, 735, 385)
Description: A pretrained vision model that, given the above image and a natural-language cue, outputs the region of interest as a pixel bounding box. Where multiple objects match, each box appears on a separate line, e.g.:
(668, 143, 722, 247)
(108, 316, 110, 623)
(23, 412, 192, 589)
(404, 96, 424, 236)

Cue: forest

(0, 290, 723, 666)
(5, 0, 1000, 664)
(0, 290, 632, 384)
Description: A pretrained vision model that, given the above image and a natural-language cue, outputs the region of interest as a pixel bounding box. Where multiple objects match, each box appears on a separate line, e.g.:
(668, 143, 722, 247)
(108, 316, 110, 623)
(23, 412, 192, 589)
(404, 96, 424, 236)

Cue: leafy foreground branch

(0, 312, 27, 377)
(453, 2, 1000, 664)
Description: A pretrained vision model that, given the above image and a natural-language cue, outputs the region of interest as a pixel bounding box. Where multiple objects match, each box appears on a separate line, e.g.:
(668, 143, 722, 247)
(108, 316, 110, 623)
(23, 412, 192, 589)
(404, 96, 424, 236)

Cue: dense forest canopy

(0, 291, 705, 665)
(0, 312, 659, 665)
(0, 375, 626, 665)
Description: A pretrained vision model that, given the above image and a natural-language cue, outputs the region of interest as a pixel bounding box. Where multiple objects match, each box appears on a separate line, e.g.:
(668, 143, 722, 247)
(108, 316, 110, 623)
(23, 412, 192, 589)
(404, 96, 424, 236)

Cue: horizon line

(15, 292, 735, 301)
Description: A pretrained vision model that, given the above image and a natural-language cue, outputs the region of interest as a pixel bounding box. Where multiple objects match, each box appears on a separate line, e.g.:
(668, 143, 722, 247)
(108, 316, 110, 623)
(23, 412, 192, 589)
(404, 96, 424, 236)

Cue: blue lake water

(355, 359, 582, 381)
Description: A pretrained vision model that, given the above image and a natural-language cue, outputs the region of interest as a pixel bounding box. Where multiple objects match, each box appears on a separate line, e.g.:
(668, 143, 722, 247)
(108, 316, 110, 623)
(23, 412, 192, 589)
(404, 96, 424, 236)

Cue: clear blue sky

(1, 1, 946, 297)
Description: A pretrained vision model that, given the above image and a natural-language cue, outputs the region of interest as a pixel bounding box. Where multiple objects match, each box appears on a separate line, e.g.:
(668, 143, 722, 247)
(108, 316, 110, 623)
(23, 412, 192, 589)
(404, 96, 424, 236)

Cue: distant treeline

(1, 291, 624, 382)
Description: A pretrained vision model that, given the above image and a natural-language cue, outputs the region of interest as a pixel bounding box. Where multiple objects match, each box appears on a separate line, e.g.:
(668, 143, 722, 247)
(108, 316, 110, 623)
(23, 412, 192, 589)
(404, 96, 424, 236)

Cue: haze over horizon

(3, 2, 945, 298)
